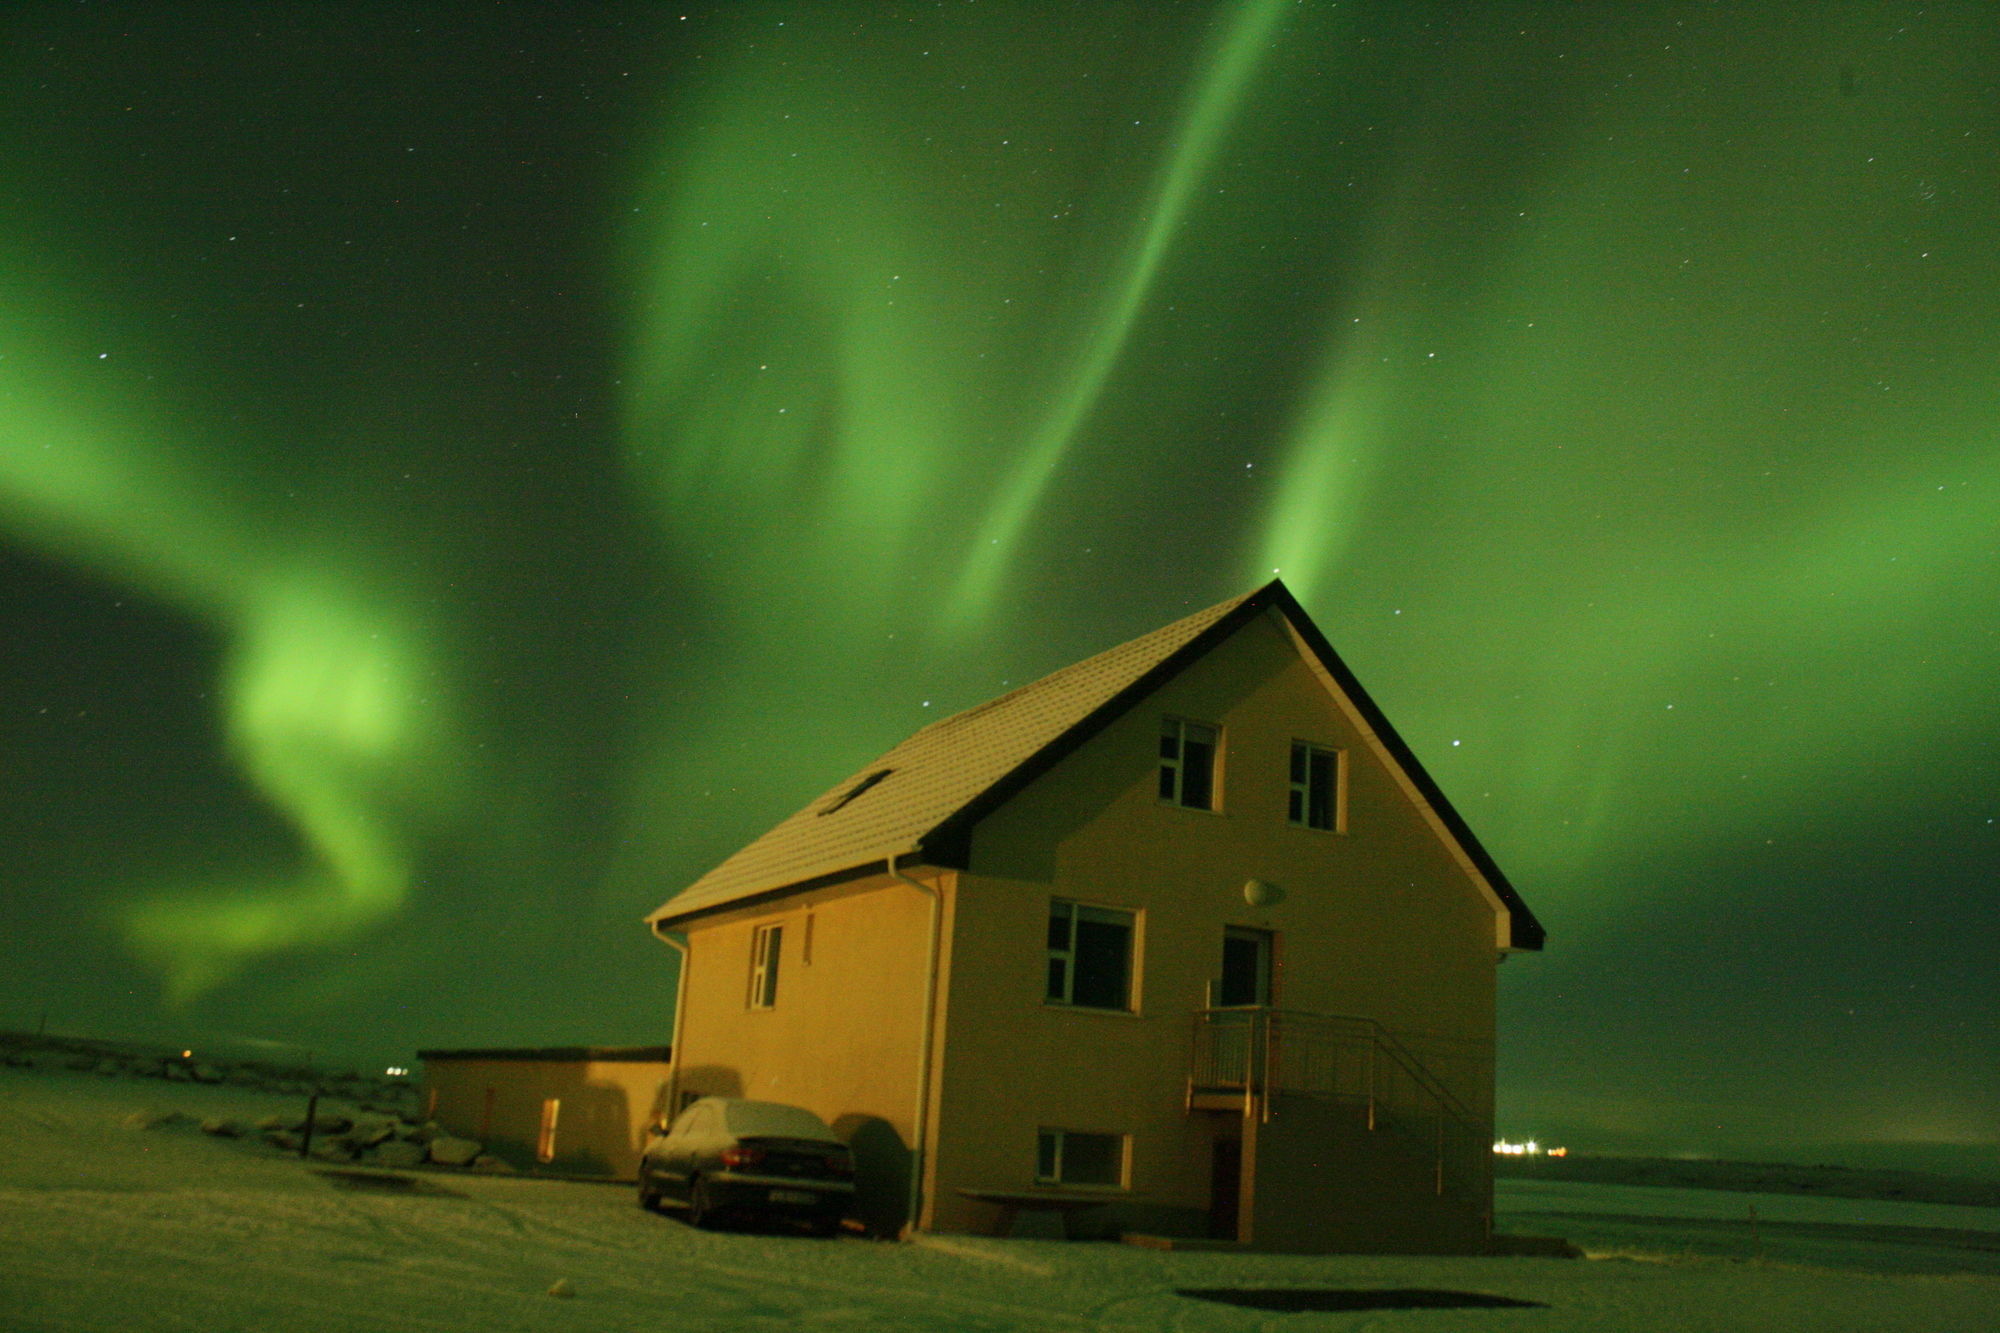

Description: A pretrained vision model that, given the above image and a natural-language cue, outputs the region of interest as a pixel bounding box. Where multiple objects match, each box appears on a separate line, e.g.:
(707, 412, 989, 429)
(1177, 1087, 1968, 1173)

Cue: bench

(956, 1188, 1125, 1239)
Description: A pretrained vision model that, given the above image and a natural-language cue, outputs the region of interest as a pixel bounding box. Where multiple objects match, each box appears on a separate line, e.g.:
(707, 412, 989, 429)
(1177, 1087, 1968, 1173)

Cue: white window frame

(1045, 898, 1138, 1011)
(1158, 717, 1220, 811)
(748, 923, 783, 1010)
(1035, 1127, 1129, 1189)
(1288, 740, 1347, 833)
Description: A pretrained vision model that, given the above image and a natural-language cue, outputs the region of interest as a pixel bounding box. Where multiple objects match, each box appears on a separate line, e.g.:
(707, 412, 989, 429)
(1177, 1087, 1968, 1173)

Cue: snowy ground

(4, 1068, 1997, 1332)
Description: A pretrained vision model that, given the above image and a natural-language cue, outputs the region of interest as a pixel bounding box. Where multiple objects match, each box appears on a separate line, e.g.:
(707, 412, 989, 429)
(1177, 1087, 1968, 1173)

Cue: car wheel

(687, 1176, 716, 1230)
(637, 1175, 660, 1212)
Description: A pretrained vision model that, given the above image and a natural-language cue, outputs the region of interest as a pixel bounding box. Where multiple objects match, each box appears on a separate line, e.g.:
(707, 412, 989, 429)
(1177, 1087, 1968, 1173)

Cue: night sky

(3, 2, 1994, 1176)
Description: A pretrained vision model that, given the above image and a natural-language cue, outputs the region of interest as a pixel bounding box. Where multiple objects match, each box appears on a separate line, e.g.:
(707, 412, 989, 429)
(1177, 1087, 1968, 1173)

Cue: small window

(749, 923, 783, 1009)
(1288, 741, 1345, 832)
(1159, 718, 1219, 810)
(536, 1097, 560, 1162)
(1046, 899, 1136, 1011)
(1035, 1128, 1126, 1188)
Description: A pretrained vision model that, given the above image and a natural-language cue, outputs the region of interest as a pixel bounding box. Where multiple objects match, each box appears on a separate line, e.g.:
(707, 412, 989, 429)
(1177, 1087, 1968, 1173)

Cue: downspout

(888, 852, 944, 1238)
(650, 923, 692, 1124)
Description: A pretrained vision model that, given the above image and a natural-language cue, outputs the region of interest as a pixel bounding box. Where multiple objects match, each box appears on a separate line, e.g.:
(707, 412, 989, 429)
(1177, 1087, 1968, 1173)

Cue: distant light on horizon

(1494, 1139, 1567, 1158)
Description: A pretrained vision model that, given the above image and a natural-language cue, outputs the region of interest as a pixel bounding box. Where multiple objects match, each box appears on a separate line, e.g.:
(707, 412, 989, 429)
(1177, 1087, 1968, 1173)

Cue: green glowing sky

(2, 3, 1994, 1173)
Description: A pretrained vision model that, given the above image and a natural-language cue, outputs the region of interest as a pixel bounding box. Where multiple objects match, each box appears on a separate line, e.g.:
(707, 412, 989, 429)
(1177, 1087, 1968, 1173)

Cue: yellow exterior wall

(422, 1056, 671, 1180)
(667, 606, 1506, 1249)
(929, 607, 1498, 1243)
(671, 870, 945, 1234)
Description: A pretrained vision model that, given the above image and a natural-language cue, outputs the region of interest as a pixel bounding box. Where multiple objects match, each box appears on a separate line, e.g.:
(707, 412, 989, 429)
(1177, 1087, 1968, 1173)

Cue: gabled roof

(647, 580, 1543, 950)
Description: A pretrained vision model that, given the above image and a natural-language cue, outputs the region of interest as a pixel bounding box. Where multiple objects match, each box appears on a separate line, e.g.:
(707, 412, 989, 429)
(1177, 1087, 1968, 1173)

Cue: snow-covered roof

(647, 586, 1261, 928)
(647, 578, 1543, 950)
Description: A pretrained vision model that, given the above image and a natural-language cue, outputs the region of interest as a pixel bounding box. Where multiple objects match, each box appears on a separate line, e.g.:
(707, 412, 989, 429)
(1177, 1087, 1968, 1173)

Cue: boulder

(254, 1114, 287, 1133)
(369, 1140, 425, 1169)
(309, 1136, 357, 1162)
(349, 1117, 397, 1149)
(4, 1052, 36, 1069)
(190, 1063, 225, 1084)
(264, 1130, 302, 1153)
(470, 1155, 516, 1174)
(65, 1055, 98, 1072)
(199, 1118, 242, 1138)
(307, 1113, 353, 1137)
(124, 1109, 187, 1131)
(427, 1135, 482, 1167)
(94, 1060, 123, 1077)
(161, 1062, 190, 1082)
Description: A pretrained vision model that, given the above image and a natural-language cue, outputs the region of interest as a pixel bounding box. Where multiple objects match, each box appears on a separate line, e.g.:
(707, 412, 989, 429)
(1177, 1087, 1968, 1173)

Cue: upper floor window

(1158, 717, 1218, 810)
(1289, 741, 1345, 832)
(1046, 899, 1136, 1011)
(748, 923, 783, 1009)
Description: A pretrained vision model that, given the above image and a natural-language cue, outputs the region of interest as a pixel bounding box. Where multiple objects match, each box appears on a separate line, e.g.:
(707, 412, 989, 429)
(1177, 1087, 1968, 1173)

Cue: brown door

(1209, 1136, 1243, 1240)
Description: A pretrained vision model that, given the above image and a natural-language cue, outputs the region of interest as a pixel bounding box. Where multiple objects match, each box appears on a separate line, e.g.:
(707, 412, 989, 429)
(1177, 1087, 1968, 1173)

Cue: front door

(1218, 927, 1272, 1007)
(1209, 1135, 1243, 1240)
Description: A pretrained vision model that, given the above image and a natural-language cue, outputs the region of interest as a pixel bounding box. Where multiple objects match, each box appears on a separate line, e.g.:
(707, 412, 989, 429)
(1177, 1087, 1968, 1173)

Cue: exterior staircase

(1187, 1007, 1488, 1211)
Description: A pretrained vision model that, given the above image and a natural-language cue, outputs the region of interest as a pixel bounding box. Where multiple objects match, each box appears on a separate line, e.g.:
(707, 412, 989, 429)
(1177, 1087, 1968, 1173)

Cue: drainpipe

(888, 852, 944, 1238)
(651, 924, 692, 1125)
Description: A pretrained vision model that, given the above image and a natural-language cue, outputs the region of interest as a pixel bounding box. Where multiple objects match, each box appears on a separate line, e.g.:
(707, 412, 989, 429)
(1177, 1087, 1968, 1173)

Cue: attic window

(820, 768, 894, 816)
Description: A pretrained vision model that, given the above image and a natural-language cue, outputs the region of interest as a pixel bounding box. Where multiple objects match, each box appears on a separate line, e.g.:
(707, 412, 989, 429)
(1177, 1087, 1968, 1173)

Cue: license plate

(769, 1188, 816, 1205)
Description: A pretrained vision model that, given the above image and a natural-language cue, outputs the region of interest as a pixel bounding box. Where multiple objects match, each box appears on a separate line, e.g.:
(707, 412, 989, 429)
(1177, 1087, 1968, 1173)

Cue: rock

(161, 1062, 190, 1082)
(4, 1052, 35, 1069)
(545, 1278, 575, 1299)
(254, 1114, 287, 1133)
(470, 1155, 516, 1174)
(308, 1113, 352, 1137)
(348, 1117, 396, 1148)
(65, 1055, 99, 1072)
(309, 1136, 357, 1162)
(199, 1118, 242, 1138)
(369, 1140, 425, 1169)
(94, 1060, 123, 1077)
(190, 1063, 225, 1084)
(427, 1135, 482, 1167)
(264, 1131, 302, 1152)
(124, 1110, 186, 1131)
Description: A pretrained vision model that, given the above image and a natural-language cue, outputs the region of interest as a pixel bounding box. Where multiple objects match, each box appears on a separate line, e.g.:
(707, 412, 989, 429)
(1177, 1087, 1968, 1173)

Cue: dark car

(637, 1096, 855, 1235)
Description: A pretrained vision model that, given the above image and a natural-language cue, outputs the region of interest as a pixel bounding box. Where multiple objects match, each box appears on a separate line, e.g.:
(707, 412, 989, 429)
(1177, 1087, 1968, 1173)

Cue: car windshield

(718, 1100, 836, 1142)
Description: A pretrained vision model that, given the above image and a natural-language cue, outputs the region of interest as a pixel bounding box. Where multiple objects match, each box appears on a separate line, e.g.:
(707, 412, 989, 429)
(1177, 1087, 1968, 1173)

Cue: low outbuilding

(417, 1045, 671, 1180)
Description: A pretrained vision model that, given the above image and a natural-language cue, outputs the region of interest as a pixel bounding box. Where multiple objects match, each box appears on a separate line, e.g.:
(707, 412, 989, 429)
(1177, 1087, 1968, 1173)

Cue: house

(644, 579, 1542, 1251)
(418, 1045, 672, 1179)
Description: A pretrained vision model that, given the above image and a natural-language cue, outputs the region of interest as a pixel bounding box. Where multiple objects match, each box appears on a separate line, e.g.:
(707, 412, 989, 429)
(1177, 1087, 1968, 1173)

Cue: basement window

(1036, 1128, 1127, 1188)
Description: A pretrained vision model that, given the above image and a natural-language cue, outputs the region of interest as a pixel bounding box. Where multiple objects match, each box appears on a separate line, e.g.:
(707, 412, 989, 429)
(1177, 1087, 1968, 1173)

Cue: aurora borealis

(2, 2, 1994, 1173)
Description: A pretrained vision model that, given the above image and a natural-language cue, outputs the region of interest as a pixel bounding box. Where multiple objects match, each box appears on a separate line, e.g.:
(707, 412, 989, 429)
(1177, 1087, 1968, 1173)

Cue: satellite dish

(1243, 878, 1284, 908)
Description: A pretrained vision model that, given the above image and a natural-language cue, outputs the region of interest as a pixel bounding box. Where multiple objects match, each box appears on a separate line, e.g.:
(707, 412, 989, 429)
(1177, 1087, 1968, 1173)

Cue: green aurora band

(0, 1, 1994, 1162)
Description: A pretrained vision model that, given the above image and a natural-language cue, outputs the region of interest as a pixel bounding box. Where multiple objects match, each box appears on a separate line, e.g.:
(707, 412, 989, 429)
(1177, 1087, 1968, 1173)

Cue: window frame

(536, 1097, 561, 1163)
(1288, 740, 1347, 833)
(748, 922, 783, 1010)
(1158, 716, 1221, 812)
(1034, 1127, 1129, 1190)
(1045, 898, 1139, 1013)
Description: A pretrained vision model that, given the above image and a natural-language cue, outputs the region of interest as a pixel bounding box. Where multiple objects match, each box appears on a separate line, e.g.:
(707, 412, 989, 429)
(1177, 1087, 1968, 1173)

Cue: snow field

(4, 1069, 1997, 1331)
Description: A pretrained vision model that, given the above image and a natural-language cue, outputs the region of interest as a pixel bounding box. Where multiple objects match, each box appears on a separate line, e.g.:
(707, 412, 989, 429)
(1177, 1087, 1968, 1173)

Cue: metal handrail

(1188, 1006, 1488, 1198)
